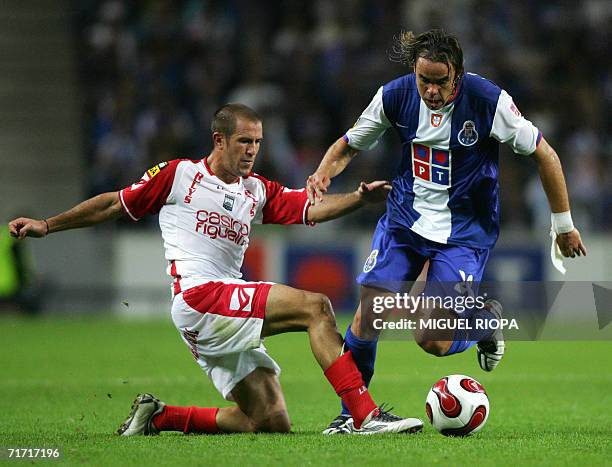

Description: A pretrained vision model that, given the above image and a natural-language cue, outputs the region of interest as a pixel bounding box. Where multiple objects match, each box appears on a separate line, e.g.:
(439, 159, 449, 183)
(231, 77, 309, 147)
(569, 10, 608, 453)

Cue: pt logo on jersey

(412, 143, 451, 186)
(146, 161, 169, 178)
(223, 194, 235, 211)
(458, 120, 478, 146)
(431, 113, 443, 127)
(229, 286, 256, 312)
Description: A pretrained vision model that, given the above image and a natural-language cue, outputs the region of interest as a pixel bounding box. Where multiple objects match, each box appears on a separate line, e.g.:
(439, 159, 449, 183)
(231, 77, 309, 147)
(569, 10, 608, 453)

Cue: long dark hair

(390, 29, 464, 78)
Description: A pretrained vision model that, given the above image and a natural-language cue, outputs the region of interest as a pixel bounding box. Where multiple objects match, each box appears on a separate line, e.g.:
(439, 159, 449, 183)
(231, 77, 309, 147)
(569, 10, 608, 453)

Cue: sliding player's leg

(263, 283, 423, 434)
(262, 284, 377, 429)
(146, 367, 290, 434)
(118, 279, 287, 436)
(118, 278, 422, 436)
(227, 367, 291, 432)
(117, 367, 288, 436)
(322, 287, 395, 434)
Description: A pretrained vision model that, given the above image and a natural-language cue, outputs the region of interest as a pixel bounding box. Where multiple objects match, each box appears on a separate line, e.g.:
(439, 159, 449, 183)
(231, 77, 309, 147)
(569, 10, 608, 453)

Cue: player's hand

(556, 228, 587, 258)
(306, 173, 331, 205)
(358, 180, 392, 204)
(7, 217, 48, 239)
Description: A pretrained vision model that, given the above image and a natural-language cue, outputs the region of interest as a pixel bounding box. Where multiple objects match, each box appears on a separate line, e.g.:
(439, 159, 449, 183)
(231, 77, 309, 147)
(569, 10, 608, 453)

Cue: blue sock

(445, 308, 496, 356)
(340, 325, 378, 415)
(445, 336, 476, 355)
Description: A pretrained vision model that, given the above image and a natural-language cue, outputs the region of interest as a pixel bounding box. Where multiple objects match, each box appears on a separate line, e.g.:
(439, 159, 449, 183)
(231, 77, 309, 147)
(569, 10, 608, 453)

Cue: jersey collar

(202, 157, 242, 186)
(203, 156, 215, 176)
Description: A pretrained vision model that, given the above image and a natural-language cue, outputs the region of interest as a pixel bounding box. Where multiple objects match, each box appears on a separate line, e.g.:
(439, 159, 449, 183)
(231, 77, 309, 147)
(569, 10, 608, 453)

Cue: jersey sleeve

(119, 160, 179, 221)
(252, 175, 311, 225)
(490, 90, 542, 155)
(344, 86, 392, 151)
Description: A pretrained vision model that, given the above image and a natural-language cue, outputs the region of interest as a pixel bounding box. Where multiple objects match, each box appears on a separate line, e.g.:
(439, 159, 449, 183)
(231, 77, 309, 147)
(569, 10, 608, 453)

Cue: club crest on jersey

(223, 194, 235, 211)
(458, 120, 478, 146)
(363, 249, 379, 273)
(411, 143, 451, 187)
(146, 161, 169, 178)
(431, 113, 443, 127)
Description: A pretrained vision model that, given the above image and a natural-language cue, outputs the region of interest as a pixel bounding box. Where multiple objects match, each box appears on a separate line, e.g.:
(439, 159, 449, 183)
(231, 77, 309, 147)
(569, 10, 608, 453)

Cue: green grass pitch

(1, 315, 610, 466)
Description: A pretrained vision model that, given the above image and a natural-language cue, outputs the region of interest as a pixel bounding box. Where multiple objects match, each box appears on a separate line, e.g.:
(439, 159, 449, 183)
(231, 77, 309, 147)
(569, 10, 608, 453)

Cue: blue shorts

(357, 215, 489, 310)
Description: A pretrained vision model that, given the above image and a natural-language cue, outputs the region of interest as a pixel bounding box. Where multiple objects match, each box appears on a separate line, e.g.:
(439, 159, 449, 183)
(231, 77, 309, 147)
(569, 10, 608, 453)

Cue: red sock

(324, 351, 378, 429)
(152, 406, 219, 434)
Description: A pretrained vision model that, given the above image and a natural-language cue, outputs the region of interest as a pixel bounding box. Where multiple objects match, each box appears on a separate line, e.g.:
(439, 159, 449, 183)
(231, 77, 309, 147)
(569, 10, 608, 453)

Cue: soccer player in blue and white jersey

(307, 29, 587, 434)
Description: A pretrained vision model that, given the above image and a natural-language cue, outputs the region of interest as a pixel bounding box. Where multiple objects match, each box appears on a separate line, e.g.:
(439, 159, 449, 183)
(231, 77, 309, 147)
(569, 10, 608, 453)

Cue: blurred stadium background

(0, 0, 610, 316)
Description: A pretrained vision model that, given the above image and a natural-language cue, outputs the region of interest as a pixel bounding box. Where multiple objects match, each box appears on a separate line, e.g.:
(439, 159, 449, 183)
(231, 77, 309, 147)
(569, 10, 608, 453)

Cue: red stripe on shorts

(171, 260, 182, 295)
(182, 281, 272, 319)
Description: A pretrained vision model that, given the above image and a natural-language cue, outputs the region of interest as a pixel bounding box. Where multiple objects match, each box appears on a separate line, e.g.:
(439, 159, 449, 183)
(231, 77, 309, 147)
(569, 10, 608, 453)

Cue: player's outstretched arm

(306, 180, 391, 223)
(306, 137, 359, 204)
(532, 138, 587, 258)
(8, 192, 124, 240)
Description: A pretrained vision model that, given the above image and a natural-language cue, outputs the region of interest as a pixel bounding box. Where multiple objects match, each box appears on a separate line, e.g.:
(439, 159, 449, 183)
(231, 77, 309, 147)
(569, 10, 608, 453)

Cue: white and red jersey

(119, 158, 311, 291)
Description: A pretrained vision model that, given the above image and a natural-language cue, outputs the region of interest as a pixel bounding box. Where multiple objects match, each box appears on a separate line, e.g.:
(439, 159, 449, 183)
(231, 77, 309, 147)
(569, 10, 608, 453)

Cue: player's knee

(416, 336, 448, 357)
(306, 293, 336, 327)
(253, 410, 291, 433)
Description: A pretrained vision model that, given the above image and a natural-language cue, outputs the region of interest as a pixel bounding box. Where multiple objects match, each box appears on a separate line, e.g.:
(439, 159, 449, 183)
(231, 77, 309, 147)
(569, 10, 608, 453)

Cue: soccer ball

(425, 374, 489, 436)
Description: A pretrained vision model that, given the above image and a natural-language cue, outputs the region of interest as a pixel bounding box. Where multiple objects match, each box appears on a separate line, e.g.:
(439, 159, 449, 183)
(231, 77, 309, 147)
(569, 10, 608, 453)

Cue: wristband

(551, 211, 574, 234)
(43, 219, 50, 235)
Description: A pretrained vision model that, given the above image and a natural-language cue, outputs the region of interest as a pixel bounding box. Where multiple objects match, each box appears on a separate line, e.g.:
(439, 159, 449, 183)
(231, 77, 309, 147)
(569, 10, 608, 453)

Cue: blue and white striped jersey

(345, 72, 541, 249)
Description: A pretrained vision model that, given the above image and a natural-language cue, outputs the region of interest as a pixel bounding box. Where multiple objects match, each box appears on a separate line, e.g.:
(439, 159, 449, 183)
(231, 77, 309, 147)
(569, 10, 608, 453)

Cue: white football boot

(349, 404, 423, 435)
(322, 414, 354, 435)
(117, 393, 166, 436)
(477, 299, 506, 371)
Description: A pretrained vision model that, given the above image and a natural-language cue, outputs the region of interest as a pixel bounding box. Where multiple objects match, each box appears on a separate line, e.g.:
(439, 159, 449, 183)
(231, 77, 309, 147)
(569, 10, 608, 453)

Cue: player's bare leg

(351, 286, 395, 341)
(263, 283, 424, 435)
(262, 284, 343, 368)
(351, 281, 455, 356)
(412, 304, 456, 355)
(413, 298, 505, 369)
(227, 367, 291, 433)
(263, 284, 422, 433)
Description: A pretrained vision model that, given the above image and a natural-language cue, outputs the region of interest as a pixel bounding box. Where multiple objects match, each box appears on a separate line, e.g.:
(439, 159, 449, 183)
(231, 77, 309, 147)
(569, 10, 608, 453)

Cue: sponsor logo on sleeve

(510, 102, 522, 117)
(146, 161, 169, 178)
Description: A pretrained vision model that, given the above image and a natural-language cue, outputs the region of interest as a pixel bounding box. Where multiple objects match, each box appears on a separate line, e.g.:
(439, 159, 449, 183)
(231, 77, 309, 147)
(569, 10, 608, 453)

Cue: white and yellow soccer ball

(425, 374, 489, 436)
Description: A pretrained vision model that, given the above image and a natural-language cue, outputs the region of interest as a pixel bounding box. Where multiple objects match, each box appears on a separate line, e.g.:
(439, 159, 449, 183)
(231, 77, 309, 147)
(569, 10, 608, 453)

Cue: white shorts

(171, 279, 280, 400)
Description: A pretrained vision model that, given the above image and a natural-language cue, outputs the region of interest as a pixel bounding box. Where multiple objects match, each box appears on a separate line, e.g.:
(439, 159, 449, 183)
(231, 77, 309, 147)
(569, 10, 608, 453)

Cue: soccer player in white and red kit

(8, 104, 423, 435)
